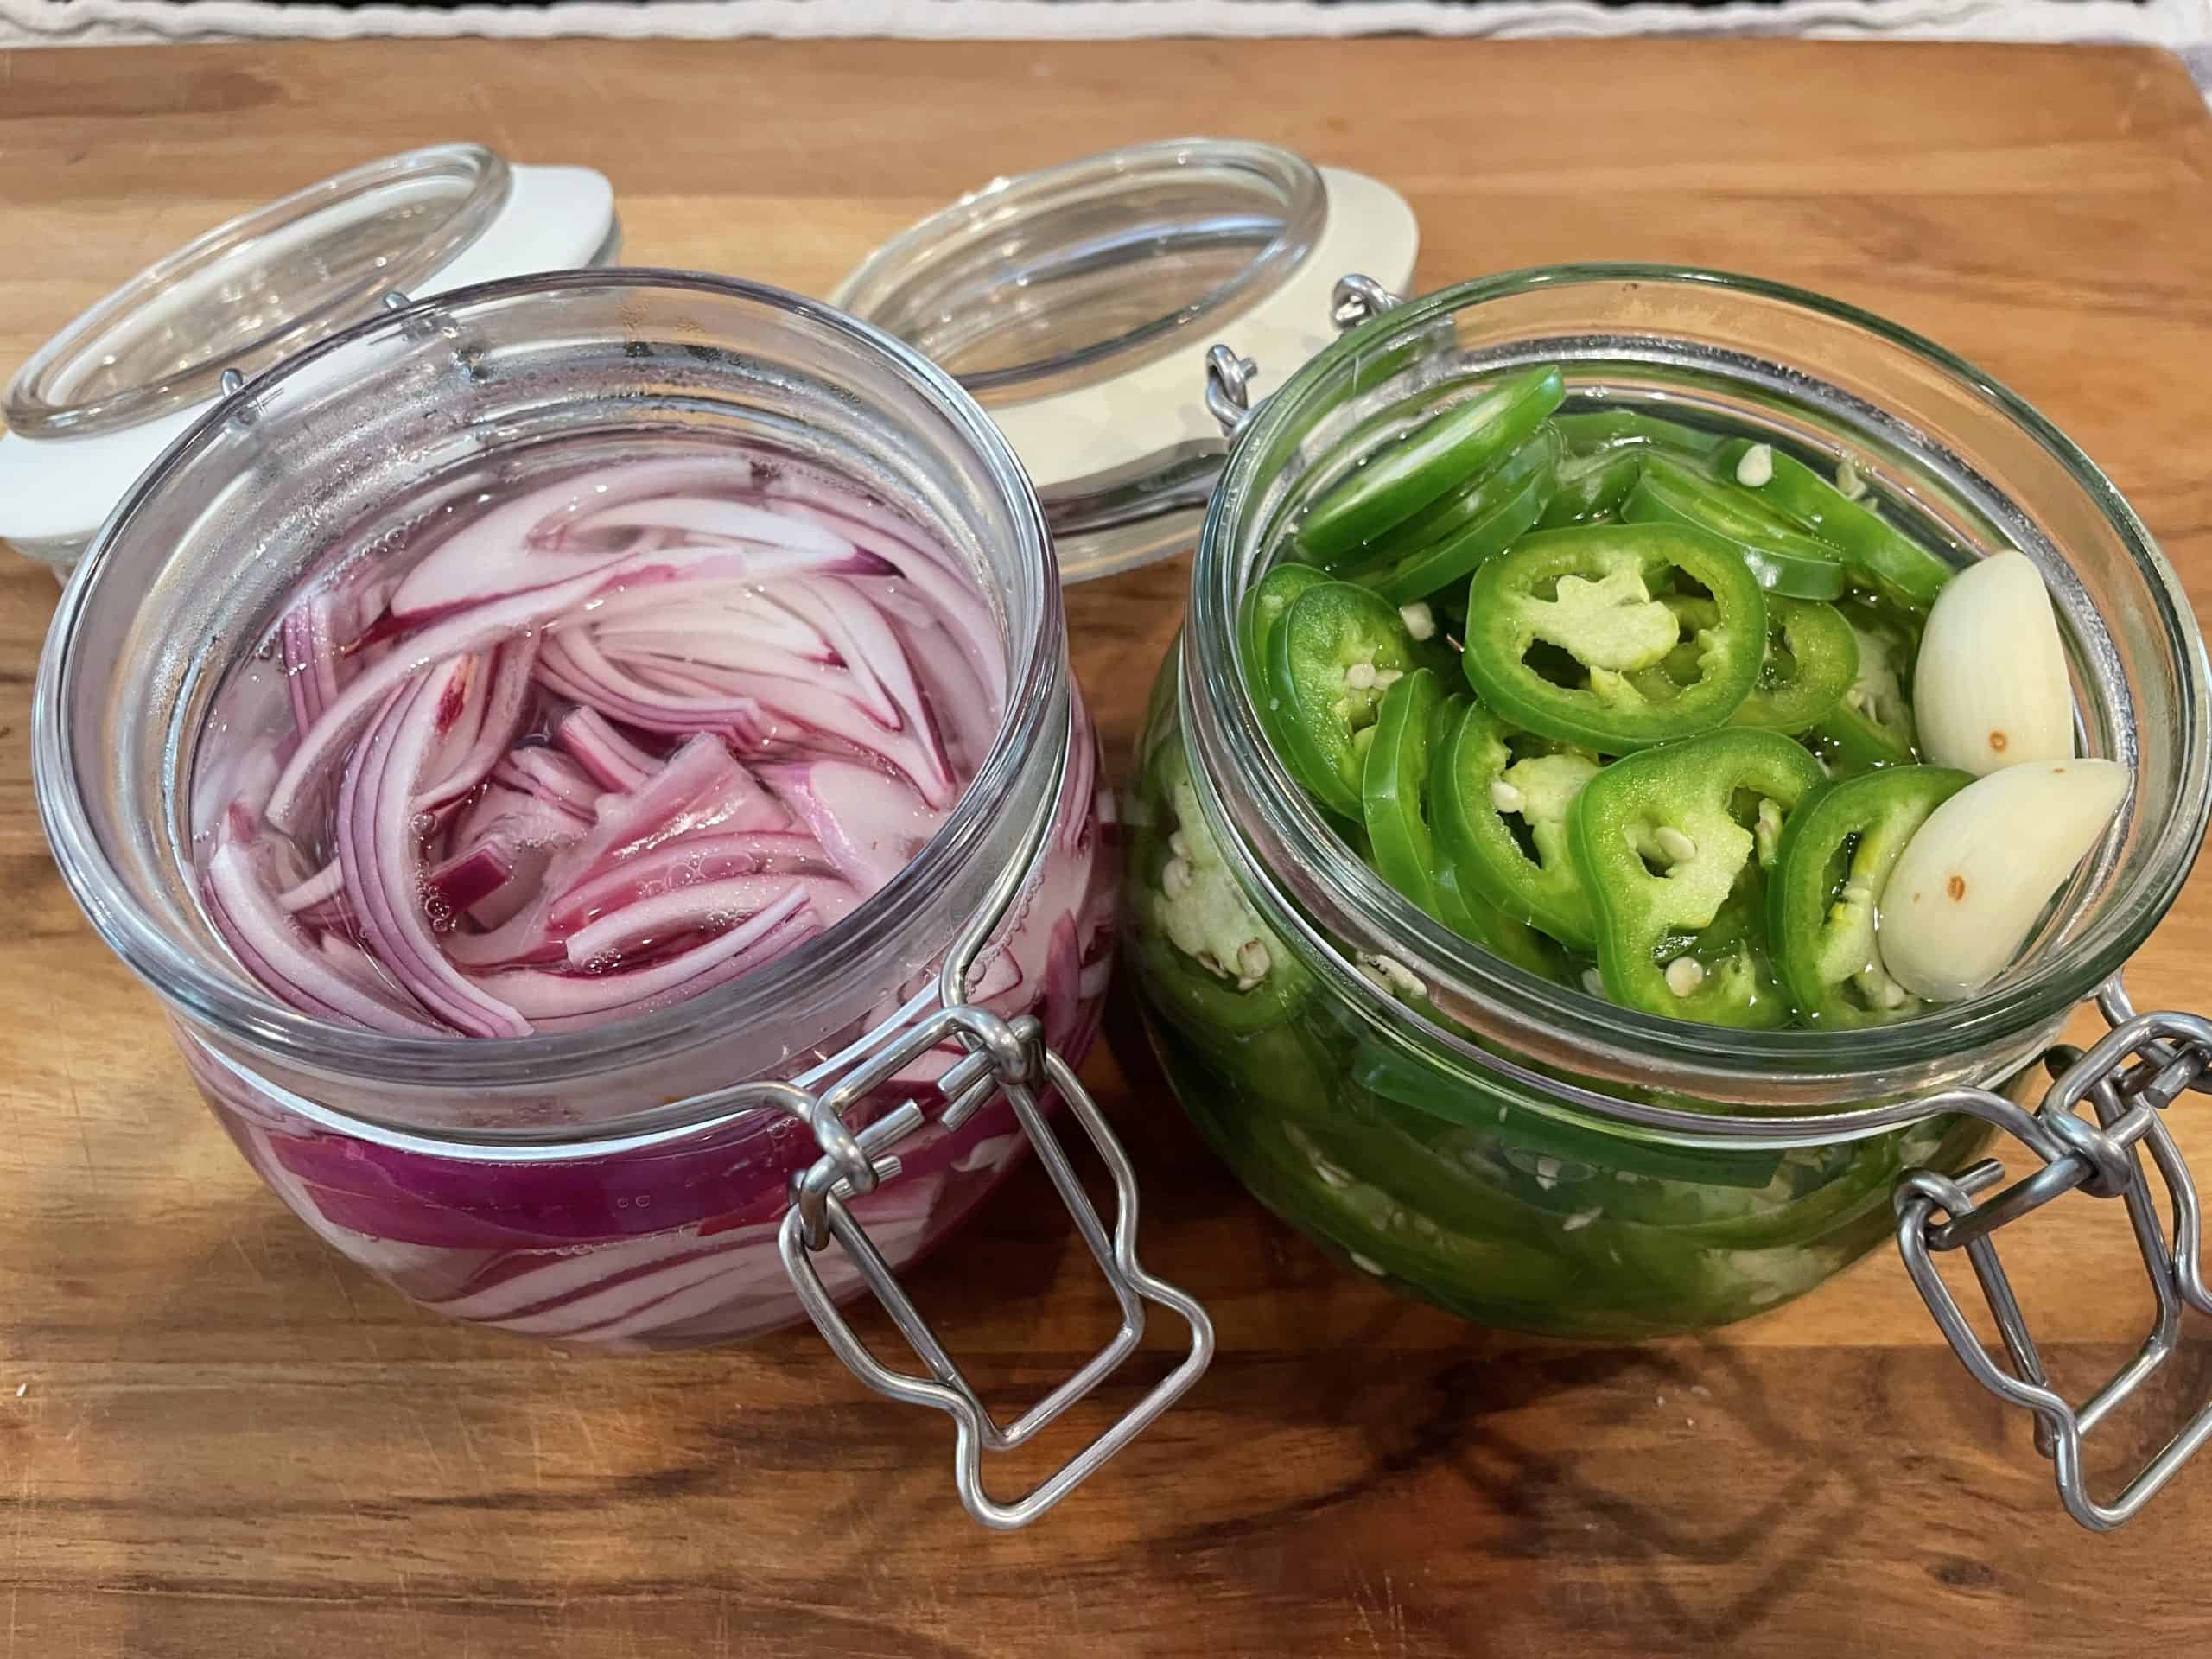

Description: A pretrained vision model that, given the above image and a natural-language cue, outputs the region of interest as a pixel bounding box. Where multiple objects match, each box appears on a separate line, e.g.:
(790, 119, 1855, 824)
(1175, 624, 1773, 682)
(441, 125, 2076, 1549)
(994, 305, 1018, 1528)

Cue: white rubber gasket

(0, 162, 616, 556)
(987, 167, 1419, 496)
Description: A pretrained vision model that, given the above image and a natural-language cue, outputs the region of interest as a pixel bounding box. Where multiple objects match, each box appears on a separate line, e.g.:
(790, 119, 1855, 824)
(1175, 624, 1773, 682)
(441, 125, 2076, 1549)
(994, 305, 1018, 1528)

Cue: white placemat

(2, 0, 2207, 60)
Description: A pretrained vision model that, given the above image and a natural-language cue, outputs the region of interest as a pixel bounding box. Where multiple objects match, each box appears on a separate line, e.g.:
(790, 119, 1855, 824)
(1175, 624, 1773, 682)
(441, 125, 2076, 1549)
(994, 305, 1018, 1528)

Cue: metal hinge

(1894, 975, 2212, 1529)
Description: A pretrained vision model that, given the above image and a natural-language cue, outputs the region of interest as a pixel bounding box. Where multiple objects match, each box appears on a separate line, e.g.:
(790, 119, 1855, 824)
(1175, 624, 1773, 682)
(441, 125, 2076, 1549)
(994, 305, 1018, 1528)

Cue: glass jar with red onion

(34, 270, 1209, 1528)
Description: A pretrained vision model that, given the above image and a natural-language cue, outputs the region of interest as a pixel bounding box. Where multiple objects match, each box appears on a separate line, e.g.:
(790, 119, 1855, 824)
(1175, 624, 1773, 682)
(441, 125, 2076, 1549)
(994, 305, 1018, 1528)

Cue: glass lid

(837, 139, 1328, 407)
(836, 138, 1420, 582)
(5, 144, 512, 442)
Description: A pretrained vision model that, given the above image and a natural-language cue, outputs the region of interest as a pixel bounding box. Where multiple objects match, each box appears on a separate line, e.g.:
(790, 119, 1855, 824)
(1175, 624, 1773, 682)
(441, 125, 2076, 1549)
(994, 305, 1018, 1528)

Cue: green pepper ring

(1461, 522, 1767, 752)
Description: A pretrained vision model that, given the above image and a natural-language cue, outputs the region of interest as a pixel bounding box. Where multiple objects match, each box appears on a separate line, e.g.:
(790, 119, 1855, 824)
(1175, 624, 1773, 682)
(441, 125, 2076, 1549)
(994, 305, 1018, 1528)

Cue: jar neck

(36, 271, 1067, 1135)
(1180, 265, 2207, 1123)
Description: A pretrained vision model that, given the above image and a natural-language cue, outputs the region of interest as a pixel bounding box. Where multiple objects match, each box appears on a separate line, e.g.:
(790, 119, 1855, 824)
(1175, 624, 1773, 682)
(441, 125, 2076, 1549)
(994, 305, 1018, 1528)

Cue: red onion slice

(547, 830, 835, 932)
(563, 874, 856, 968)
(204, 809, 439, 1034)
(335, 661, 531, 1038)
(555, 707, 657, 791)
(479, 887, 816, 1029)
(757, 759, 944, 890)
(415, 640, 538, 814)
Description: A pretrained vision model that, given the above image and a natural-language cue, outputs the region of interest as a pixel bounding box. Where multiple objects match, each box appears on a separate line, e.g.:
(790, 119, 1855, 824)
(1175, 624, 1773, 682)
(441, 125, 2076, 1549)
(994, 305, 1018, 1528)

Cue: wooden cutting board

(3, 37, 2211, 1658)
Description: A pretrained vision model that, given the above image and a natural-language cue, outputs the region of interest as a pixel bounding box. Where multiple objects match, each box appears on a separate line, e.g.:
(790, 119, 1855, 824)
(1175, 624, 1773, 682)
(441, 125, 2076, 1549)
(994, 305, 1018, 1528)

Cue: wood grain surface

(3, 37, 2212, 1659)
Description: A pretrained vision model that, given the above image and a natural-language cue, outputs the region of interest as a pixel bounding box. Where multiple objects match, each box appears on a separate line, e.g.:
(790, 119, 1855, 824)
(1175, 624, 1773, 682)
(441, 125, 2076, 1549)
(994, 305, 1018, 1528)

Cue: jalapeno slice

(1363, 669, 1446, 915)
(1461, 523, 1765, 752)
(1567, 728, 1826, 1027)
(1623, 454, 1849, 601)
(1361, 429, 1562, 605)
(1731, 597, 1860, 734)
(1354, 424, 1560, 569)
(1769, 765, 1972, 1027)
(1267, 580, 1420, 817)
(1433, 702, 1599, 950)
(1297, 365, 1567, 563)
(1713, 439, 1955, 611)
(1239, 562, 1333, 748)
(1809, 607, 1921, 773)
(1554, 409, 1726, 459)
(1132, 740, 1315, 1034)
(1537, 444, 1644, 530)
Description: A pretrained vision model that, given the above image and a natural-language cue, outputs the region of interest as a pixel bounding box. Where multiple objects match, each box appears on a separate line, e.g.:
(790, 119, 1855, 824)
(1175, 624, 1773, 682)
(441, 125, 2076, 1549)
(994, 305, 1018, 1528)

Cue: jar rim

(835, 137, 1327, 406)
(1186, 261, 2212, 1122)
(6, 144, 513, 441)
(33, 268, 1065, 1107)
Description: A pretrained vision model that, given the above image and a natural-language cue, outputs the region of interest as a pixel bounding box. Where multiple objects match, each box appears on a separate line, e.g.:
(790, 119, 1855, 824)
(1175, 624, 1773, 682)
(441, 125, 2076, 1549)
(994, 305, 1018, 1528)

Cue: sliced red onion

(563, 874, 856, 969)
(756, 758, 943, 889)
(558, 626, 955, 808)
(277, 860, 344, 915)
(547, 830, 835, 932)
(568, 495, 856, 560)
(555, 706, 657, 791)
(494, 746, 601, 816)
(416, 641, 537, 813)
(580, 732, 789, 865)
(204, 810, 439, 1034)
(281, 591, 345, 735)
(425, 837, 519, 916)
(883, 604, 998, 779)
(198, 454, 1103, 1157)
(268, 541, 861, 831)
(335, 662, 531, 1037)
(479, 887, 815, 1029)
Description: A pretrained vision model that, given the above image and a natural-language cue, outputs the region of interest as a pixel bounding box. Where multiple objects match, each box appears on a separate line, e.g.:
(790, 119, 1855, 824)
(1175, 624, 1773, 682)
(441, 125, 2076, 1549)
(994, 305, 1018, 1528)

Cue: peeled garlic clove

(1877, 759, 2129, 1001)
(1914, 550, 2075, 775)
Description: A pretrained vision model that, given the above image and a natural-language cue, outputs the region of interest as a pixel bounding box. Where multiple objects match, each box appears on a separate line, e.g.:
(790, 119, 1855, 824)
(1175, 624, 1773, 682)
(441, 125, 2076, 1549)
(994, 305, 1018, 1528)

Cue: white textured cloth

(2, 0, 2207, 60)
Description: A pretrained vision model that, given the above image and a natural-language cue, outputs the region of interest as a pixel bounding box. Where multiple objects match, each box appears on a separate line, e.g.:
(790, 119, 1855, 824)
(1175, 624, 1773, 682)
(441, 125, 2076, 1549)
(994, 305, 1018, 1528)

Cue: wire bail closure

(1893, 975, 2212, 1529)
(771, 702, 1214, 1529)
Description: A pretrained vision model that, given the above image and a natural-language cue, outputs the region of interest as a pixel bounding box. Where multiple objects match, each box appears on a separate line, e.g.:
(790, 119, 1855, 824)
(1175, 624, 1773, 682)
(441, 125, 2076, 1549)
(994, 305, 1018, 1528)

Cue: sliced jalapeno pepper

(1357, 424, 1560, 567)
(1770, 765, 1972, 1027)
(1136, 931, 1309, 1035)
(1554, 409, 1726, 459)
(1713, 439, 1955, 611)
(1239, 561, 1332, 747)
(1461, 523, 1765, 752)
(1267, 580, 1419, 817)
(1623, 454, 1849, 601)
(1297, 365, 1567, 563)
(1363, 688, 1570, 981)
(1240, 563, 1332, 687)
(1128, 739, 1316, 1034)
(1537, 444, 1644, 530)
(1362, 429, 1562, 605)
(1809, 607, 1920, 773)
(1363, 669, 1446, 915)
(1730, 596, 1859, 734)
(1433, 701, 1599, 949)
(1567, 728, 1826, 1027)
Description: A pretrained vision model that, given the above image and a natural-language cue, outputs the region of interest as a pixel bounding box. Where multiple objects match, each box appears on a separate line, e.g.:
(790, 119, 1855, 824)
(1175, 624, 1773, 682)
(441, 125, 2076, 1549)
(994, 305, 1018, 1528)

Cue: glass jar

(1, 144, 620, 580)
(1126, 264, 2212, 1525)
(36, 270, 1207, 1528)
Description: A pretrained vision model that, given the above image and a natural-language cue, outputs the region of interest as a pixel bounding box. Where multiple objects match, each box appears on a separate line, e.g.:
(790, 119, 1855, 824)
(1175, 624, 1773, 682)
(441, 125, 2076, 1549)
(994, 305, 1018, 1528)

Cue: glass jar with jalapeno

(1126, 265, 2212, 1529)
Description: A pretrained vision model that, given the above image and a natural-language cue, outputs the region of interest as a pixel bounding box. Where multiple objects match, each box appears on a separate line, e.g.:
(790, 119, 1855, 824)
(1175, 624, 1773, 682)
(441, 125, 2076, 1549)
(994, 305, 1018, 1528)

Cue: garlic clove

(1877, 759, 2129, 1001)
(1914, 550, 2075, 775)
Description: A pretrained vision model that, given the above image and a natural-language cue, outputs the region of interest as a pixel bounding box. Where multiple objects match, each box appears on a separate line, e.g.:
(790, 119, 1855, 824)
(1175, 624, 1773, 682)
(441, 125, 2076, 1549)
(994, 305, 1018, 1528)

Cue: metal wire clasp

(775, 1002, 1213, 1529)
(768, 701, 1211, 1529)
(1893, 976, 2212, 1529)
